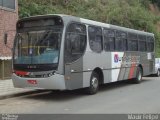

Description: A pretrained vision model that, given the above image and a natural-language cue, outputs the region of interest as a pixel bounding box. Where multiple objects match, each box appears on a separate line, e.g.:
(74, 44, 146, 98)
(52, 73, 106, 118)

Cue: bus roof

(19, 14, 154, 36)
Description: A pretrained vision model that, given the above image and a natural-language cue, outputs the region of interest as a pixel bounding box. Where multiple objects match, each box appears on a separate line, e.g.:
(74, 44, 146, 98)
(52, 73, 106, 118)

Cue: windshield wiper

(34, 31, 52, 46)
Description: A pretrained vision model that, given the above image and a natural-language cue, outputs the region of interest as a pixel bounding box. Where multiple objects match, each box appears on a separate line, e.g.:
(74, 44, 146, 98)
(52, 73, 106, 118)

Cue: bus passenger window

(128, 33, 138, 51)
(88, 26, 103, 53)
(138, 35, 146, 52)
(65, 23, 87, 63)
(147, 36, 154, 52)
(115, 31, 127, 51)
(103, 29, 115, 51)
(121, 32, 127, 51)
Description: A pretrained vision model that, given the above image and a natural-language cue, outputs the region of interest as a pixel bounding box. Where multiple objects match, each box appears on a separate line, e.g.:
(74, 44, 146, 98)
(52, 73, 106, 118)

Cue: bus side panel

(83, 51, 112, 88)
(139, 52, 154, 76)
(82, 51, 154, 88)
(123, 67, 131, 80)
(65, 57, 83, 90)
(113, 52, 139, 81)
(147, 53, 155, 74)
(126, 52, 138, 80)
(111, 52, 125, 82)
(117, 67, 126, 81)
(83, 72, 92, 88)
(140, 53, 148, 75)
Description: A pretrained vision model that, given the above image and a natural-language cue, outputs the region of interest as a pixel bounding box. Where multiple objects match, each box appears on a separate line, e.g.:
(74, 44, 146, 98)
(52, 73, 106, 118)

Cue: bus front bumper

(12, 73, 66, 90)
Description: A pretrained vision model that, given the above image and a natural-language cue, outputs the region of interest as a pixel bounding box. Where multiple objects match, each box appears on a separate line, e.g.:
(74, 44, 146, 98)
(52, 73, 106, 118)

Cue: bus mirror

(4, 33, 8, 45)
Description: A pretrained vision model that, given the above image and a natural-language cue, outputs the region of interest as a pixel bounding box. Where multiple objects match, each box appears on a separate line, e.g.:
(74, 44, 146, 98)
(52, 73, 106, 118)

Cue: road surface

(0, 76, 160, 114)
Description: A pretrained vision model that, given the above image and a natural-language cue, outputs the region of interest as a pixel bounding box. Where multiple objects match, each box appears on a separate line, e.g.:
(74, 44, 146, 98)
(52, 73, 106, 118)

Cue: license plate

(27, 80, 37, 85)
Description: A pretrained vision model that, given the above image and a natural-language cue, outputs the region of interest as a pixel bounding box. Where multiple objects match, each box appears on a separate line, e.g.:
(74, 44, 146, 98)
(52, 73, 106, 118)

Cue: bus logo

(114, 54, 119, 63)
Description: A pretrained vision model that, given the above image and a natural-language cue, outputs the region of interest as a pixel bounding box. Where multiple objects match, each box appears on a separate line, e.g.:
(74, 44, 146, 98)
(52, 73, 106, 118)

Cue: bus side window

(128, 33, 138, 51)
(138, 35, 146, 52)
(147, 36, 154, 52)
(88, 26, 103, 53)
(115, 31, 127, 51)
(103, 29, 115, 51)
(122, 32, 127, 51)
(65, 23, 87, 63)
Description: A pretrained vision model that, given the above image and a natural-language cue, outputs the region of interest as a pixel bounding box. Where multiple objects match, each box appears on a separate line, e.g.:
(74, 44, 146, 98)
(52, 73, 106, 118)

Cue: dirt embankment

(149, 4, 160, 32)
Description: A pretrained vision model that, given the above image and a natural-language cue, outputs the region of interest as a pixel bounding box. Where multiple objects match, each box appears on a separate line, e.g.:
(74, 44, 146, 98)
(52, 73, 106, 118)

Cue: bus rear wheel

(133, 67, 142, 84)
(86, 72, 99, 95)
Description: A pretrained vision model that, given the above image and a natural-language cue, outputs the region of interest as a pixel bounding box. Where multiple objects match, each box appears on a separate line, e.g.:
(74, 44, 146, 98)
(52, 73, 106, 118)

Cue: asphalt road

(0, 76, 160, 114)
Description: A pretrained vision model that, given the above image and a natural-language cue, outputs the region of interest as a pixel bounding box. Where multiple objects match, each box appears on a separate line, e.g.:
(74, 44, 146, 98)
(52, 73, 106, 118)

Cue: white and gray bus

(11, 14, 155, 94)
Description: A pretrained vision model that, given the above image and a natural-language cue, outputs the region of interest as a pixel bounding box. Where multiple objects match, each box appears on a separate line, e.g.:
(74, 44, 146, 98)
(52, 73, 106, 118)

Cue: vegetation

(18, 0, 160, 56)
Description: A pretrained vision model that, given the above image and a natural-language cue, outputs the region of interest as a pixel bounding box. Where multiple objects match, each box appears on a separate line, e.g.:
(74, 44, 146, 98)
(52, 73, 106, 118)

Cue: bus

(11, 14, 155, 94)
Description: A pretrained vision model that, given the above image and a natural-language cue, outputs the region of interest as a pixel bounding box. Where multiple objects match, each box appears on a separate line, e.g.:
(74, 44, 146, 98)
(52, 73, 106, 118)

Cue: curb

(0, 90, 39, 100)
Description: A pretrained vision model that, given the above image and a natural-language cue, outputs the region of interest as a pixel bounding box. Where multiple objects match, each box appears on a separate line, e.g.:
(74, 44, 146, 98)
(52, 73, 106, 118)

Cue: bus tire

(133, 67, 142, 84)
(86, 72, 99, 95)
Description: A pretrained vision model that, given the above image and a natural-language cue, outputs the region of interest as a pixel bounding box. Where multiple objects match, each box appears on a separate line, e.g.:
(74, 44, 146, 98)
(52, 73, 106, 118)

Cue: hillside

(18, 0, 160, 56)
(149, 3, 160, 31)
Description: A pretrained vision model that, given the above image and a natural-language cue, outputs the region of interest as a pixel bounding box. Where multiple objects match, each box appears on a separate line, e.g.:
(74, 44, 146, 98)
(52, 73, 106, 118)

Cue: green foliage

(18, 0, 160, 57)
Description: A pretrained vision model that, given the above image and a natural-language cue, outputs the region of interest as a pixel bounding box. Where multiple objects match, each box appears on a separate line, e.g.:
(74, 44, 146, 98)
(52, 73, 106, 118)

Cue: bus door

(64, 23, 87, 89)
(65, 60, 83, 90)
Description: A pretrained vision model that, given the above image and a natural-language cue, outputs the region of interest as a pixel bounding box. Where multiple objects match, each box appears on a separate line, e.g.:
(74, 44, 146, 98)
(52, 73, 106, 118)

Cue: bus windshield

(14, 29, 62, 65)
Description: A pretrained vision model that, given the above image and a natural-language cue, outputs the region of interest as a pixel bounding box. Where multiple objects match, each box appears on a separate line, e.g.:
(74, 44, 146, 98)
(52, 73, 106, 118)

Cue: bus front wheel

(86, 72, 99, 95)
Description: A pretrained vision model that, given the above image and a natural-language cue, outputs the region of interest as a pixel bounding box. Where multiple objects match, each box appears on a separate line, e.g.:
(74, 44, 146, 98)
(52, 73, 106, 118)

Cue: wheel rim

(91, 77, 98, 89)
